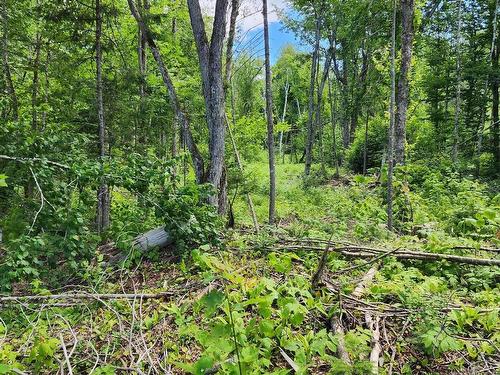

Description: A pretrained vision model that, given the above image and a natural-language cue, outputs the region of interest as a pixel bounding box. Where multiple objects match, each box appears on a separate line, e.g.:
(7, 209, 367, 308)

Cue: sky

(201, 0, 304, 63)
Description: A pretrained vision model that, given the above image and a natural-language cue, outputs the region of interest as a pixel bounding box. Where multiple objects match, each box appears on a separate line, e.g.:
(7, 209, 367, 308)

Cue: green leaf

(0, 364, 12, 374)
(259, 319, 275, 337)
(193, 356, 214, 375)
(0, 174, 7, 187)
(201, 290, 225, 316)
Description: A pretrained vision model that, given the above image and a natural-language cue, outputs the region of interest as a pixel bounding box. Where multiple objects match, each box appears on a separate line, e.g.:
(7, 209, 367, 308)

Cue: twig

(59, 333, 74, 375)
(0, 154, 71, 170)
(311, 235, 333, 288)
(29, 167, 44, 233)
(279, 347, 299, 372)
(334, 247, 401, 275)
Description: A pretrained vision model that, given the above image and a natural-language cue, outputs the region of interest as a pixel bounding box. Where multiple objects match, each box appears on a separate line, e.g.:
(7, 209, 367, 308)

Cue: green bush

(346, 115, 387, 173)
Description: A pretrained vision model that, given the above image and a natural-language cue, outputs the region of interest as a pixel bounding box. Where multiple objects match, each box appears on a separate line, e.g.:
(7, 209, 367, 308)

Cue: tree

(263, 0, 276, 224)
(1, 0, 18, 121)
(187, 0, 229, 213)
(491, 0, 499, 171)
(387, 0, 397, 231)
(452, 0, 463, 164)
(127, 0, 205, 184)
(304, 12, 321, 176)
(394, 0, 415, 164)
(95, 0, 110, 233)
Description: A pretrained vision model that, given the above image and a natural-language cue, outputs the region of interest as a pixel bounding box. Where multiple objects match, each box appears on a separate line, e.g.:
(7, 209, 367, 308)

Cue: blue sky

(201, 0, 305, 63)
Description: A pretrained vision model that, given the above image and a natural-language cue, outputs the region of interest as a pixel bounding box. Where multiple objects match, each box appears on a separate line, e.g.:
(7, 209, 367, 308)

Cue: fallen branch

(311, 236, 333, 288)
(0, 154, 70, 170)
(366, 314, 381, 374)
(0, 291, 175, 305)
(254, 244, 500, 266)
(352, 266, 377, 299)
(331, 316, 351, 365)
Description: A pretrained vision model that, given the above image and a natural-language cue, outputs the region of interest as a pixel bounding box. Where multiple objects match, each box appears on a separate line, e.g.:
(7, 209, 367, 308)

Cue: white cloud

(199, 0, 289, 32)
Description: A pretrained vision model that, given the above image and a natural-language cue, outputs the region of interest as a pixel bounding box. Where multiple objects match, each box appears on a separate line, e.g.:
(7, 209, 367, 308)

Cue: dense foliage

(0, 0, 499, 373)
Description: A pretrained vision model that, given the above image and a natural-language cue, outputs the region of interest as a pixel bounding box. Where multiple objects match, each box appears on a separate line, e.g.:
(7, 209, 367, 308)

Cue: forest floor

(1, 159, 499, 374)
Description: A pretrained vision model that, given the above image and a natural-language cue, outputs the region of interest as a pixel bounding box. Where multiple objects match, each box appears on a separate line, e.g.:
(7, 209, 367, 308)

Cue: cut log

(352, 266, 377, 298)
(108, 226, 173, 264)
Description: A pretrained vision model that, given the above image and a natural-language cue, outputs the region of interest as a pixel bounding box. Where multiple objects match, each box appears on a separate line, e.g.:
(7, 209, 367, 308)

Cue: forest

(0, 0, 499, 373)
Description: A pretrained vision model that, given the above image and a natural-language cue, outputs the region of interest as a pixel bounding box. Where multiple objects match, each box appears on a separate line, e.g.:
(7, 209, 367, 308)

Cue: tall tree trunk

(279, 73, 289, 161)
(31, 33, 41, 131)
(315, 52, 333, 174)
(387, 0, 397, 231)
(452, 0, 463, 164)
(327, 74, 340, 178)
(477, 0, 499, 175)
(187, 0, 229, 213)
(224, 0, 259, 231)
(263, 0, 276, 224)
(1, 0, 18, 121)
(394, 0, 415, 165)
(41, 46, 50, 131)
(96, 0, 110, 233)
(137, 0, 148, 149)
(127, 0, 205, 183)
(304, 15, 321, 176)
(363, 111, 369, 175)
(492, 0, 500, 171)
(224, 0, 239, 89)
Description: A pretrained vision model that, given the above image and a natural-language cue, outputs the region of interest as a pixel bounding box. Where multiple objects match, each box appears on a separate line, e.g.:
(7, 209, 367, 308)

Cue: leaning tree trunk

(304, 15, 321, 176)
(127, 0, 205, 183)
(263, 0, 276, 224)
(394, 0, 415, 165)
(96, 0, 110, 234)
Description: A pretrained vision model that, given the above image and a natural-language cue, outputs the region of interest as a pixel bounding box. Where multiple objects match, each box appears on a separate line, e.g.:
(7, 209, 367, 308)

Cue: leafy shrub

(346, 115, 387, 174)
(159, 183, 223, 251)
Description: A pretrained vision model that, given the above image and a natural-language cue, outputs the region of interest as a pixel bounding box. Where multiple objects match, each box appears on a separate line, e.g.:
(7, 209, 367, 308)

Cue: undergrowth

(0, 159, 499, 374)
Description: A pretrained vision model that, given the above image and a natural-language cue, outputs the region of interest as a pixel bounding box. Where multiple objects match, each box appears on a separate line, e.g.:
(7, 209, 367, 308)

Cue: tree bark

(315, 52, 333, 174)
(136, 0, 148, 148)
(96, 0, 110, 234)
(304, 15, 321, 176)
(263, 0, 276, 224)
(127, 0, 205, 183)
(394, 0, 415, 165)
(492, 0, 499, 171)
(452, 0, 462, 164)
(1, 0, 18, 121)
(224, 0, 239, 89)
(187, 0, 229, 213)
(279, 73, 289, 161)
(327, 74, 340, 177)
(31, 32, 42, 131)
(387, 0, 397, 231)
(363, 111, 369, 175)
